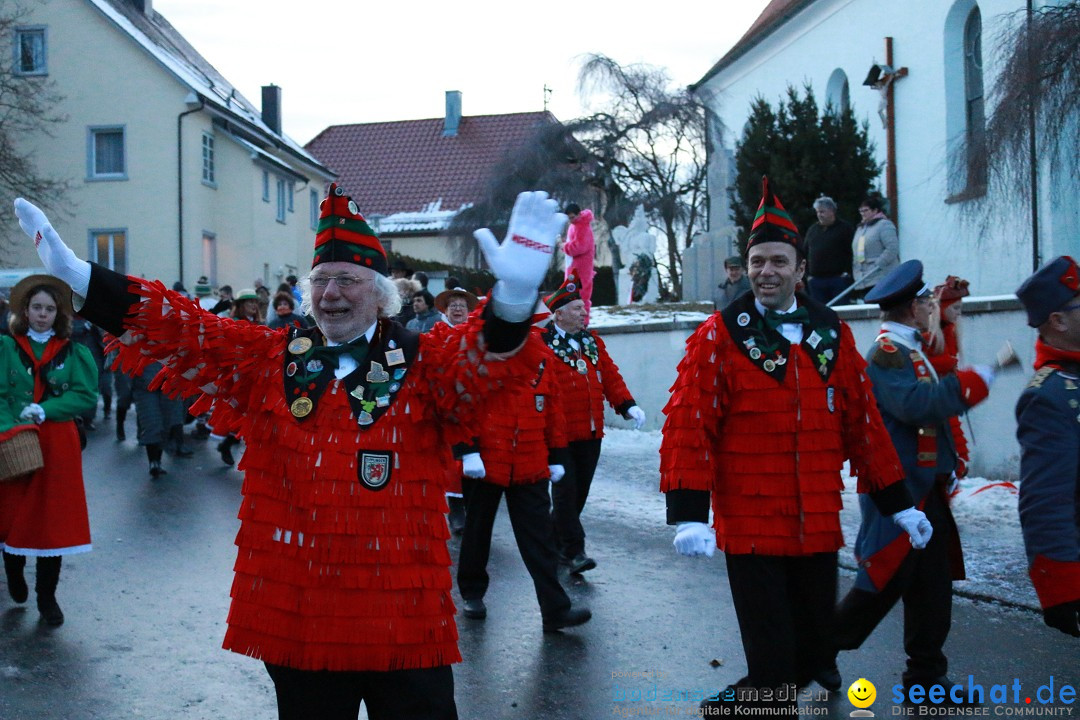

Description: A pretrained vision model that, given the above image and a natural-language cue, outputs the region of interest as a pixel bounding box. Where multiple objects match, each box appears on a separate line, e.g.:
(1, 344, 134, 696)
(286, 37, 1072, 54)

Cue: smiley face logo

(847, 678, 876, 708)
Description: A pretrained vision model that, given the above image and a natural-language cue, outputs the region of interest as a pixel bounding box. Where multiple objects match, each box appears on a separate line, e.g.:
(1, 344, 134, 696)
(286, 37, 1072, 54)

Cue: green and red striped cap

(746, 176, 803, 255)
(313, 183, 388, 275)
(544, 270, 583, 311)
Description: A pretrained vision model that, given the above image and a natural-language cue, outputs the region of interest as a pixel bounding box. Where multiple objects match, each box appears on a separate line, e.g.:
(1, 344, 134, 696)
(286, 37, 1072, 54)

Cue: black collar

(720, 292, 842, 383)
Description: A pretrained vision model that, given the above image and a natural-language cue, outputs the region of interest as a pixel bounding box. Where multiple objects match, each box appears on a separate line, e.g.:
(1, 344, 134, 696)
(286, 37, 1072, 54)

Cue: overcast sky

(151, 0, 771, 145)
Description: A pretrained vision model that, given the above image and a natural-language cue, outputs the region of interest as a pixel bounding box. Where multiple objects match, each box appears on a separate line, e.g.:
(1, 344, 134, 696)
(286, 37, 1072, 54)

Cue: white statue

(612, 206, 659, 304)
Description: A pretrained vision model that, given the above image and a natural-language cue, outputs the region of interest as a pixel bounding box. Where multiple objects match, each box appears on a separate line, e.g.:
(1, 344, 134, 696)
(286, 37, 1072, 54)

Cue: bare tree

(981, 2, 1080, 190)
(0, 3, 69, 261)
(571, 54, 709, 300)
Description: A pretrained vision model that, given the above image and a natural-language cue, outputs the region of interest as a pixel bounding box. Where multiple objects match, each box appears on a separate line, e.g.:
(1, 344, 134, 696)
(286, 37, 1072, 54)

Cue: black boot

(169, 425, 194, 457)
(218, 435, 238, 466)
(147, 444, 167, 478)
(3, 551, 28, 604)
(35, 556, 64, 626)
(115, 407, 127, 442)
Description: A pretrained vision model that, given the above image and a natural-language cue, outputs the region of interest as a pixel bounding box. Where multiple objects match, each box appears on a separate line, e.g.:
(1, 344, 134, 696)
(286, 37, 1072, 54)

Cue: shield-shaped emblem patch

(535, 394, 545, 412)
(358, 451, 393, 490)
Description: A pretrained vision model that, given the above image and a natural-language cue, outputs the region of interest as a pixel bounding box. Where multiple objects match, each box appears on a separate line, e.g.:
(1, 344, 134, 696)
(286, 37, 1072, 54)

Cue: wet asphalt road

(1, 420, 1077, 720)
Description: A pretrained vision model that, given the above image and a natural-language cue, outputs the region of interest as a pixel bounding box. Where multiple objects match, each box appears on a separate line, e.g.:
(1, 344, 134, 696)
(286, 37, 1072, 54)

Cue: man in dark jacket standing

(804, 195, 854, 304)
(1014, 256, 1080, 638)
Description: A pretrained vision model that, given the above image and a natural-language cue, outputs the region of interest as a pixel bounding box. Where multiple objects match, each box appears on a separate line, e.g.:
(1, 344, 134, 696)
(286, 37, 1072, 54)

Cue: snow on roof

(375, 200, 472, 235)
(88, 0, 328, 174)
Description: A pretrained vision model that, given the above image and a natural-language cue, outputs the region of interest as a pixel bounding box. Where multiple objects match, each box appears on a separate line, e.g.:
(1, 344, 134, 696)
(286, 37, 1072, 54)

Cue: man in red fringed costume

(540, 271, 646, 574)
(1015, 256, 1080, 639)
(660, 178, 928, 712)
(13, 187, 568, 720)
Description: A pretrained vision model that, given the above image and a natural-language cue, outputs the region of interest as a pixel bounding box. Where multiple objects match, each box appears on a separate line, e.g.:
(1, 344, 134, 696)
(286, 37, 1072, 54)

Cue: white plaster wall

(696, 0, 1078, 297)
(599, 302, 1033, 481)
(6, 0, 332, 288)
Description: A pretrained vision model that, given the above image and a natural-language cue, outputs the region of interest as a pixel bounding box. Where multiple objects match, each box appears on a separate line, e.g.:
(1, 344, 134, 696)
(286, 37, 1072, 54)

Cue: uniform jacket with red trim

(539, 324, 635, 443)
(660, 292, 910, 556)
(78, 263, 536, 674)
(1016, 342, 1080, 612)
(465, 333, 569, 486)
(852, 323, 988, 592)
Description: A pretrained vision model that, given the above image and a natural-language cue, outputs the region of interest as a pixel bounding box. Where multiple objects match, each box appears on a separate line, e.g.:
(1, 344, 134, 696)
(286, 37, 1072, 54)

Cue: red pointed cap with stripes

(313, 183, 388, 275)
(544, 270, 583, 311)
(746, 176, 803, 255)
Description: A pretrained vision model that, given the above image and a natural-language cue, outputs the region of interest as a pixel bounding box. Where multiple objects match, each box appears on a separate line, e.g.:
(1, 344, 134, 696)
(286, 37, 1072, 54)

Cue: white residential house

(689, 0, 1079, 299)
(5, 0, 334, 290)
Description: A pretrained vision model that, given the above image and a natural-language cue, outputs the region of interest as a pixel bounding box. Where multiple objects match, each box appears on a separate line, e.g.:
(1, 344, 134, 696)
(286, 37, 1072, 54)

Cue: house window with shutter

(87, 127, 126, 180)
(14, 26, 47, 75)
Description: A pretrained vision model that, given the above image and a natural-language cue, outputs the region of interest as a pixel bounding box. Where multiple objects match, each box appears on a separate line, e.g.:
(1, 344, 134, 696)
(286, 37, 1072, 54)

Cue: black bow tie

(310, 337, 369, 369)
(764, 307, 810, 330)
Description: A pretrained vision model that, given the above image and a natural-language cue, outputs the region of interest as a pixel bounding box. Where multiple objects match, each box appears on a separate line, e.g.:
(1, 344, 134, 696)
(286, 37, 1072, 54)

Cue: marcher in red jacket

(540, 271, 645, 574)
(923, 276, 972, 479)
(660, 178, 923, 713)
(455, 329, 590, 630)
(13, 187, 568, 720)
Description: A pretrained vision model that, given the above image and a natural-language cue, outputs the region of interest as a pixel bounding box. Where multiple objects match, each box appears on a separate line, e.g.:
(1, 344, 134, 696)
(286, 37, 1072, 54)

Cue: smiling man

(13, 184, 566, 720)
(660, 178, 925, 713)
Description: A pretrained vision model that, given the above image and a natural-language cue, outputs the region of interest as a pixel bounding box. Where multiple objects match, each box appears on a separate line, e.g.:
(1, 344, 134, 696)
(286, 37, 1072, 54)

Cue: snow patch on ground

(591, 427, 1038, 610)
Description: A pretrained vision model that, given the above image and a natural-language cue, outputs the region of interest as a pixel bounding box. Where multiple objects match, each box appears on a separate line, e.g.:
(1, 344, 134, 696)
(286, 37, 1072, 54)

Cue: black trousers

(264, 663, 457, 720)
(457, 477, 570, 617)
(833, 488, 954, 686)
(550, 437, 603, 559)
(725, 552, 838, 691)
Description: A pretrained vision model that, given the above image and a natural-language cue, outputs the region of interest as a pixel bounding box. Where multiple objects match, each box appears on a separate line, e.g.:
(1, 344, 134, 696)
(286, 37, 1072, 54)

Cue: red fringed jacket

(660, 293, 908, 555)
(539, 325, 635, 442)
(84, 266, 537, 673)
(468, 334, 569, 486)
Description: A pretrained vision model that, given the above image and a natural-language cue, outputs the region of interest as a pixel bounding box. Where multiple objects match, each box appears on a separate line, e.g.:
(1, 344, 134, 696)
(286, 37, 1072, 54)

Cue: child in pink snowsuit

(562, 204, 595, 316)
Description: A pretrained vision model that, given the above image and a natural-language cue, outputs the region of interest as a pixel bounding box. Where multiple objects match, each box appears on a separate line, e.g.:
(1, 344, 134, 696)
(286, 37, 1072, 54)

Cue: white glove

(548, 464, 565, 483)
(13, 198, 92, 298)
(892, 507, 933, 549)
(473, 191, 567, 322)
(626, 405, 646, 430)
(461, 452, 486, 479)
(19, 403, 46, 424)
(673, 522, 715, 557)
(971, 364, 995, 389)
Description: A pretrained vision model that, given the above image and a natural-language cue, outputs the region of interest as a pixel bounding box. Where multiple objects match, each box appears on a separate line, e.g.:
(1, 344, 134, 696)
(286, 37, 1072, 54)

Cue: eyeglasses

(858, 208, 872, 214)
(310, 275, 365, 288)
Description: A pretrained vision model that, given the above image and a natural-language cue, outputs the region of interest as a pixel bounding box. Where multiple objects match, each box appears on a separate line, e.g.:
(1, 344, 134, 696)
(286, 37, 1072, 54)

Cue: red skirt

(0, 420, 91, 556)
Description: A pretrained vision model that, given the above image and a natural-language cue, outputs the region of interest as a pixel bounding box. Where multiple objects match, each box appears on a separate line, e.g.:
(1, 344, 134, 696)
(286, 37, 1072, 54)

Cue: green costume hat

(313, 183, 388, 275)
(746, 176, 803, 255)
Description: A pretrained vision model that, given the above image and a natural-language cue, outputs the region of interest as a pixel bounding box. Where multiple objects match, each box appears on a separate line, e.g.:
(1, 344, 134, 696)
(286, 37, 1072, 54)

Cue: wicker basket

(0, 427, 44, 482)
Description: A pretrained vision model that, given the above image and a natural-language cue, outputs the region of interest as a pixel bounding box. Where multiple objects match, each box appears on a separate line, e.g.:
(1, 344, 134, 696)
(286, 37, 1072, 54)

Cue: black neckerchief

(720, 292, 842, 383)
(282, 319, 420, 429)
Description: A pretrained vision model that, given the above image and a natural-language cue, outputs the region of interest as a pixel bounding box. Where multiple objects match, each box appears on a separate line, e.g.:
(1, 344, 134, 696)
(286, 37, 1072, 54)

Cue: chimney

(131, 0, 152, 13)
(261, 84, 282, 136)
(443, 90, 461, 137)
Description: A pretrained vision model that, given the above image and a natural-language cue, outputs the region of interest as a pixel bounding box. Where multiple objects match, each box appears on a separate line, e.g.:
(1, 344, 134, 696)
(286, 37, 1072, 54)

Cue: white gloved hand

(548, 464, 565, 483)
(892, 507, 933, 549)
(673, 522, 715, 557)
(626, 405, 646, 430)
(971, 364, 995, 389)
(19, 403, 46, 424)
(461, 452, 486, 479)
(13, 198, 92, 298)
(473, 191, 567, 322)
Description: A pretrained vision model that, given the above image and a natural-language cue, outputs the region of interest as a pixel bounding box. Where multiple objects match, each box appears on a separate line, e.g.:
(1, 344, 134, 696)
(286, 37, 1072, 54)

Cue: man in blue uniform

(825, 260, 994, 695)
(1015, 256, 1080, 638)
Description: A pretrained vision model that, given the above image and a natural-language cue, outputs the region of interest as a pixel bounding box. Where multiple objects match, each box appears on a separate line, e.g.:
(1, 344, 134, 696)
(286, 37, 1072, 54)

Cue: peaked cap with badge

(1016, 255, 1080, 328)
(865, 259, 930, 309)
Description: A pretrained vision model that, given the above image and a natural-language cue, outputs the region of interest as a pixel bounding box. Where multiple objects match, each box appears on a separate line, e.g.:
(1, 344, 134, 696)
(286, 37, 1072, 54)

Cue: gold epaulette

(1026, 366, 1056, 389)
(871, 337, 904, 369)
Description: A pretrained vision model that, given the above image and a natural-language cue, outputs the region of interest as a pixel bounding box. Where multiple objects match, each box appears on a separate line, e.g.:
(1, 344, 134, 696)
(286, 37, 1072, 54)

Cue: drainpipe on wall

(177, 92, 204, 286)
(1026, 0, 1040, 271)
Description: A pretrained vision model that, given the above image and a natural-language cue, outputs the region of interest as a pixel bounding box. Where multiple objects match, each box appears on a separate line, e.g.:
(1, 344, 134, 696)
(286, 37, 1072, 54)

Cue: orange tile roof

(305, 112, 558, 219)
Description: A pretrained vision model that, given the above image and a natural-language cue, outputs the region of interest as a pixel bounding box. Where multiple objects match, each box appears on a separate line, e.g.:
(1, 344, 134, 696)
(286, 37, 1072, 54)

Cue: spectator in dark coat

(406, 290, 441, 332)
(805, 195, 855, 304)
(267, 291, 309, 330)
(712, 256, 751, 310)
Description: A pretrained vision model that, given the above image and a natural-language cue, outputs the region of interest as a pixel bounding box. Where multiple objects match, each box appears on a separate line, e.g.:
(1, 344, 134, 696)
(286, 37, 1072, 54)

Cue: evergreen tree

(731, 84, 878, 252)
